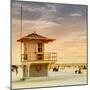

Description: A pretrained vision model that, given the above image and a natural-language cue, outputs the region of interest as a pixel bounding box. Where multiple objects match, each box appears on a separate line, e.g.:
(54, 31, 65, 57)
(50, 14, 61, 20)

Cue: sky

(12, 0, 87, 65)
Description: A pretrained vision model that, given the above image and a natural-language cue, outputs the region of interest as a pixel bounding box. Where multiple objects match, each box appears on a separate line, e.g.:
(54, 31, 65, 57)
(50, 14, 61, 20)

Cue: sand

(12, 67, 87, 89)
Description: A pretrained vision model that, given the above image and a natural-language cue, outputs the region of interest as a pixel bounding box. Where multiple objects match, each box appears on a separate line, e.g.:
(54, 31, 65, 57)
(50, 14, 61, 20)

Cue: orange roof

(17, 32, 55, 43)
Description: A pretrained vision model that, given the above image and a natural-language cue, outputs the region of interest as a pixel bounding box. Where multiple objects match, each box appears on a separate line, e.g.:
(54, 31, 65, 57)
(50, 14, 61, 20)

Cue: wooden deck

(21, 52, 57, 63)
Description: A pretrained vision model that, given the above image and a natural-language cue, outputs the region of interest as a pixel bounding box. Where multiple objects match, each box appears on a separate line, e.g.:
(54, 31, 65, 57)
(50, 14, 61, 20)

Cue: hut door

(37, 43, 43, 60)
(38, 43, 43, 52)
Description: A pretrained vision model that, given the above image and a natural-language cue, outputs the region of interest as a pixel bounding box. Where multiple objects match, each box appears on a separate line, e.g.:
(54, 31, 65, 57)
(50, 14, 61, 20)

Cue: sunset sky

(12, 1, 87, 65)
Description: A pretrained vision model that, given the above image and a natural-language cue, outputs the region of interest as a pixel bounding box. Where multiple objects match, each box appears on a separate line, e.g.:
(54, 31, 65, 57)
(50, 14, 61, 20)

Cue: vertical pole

(21, 2, 22, 62)
(20, 2, 24, 79)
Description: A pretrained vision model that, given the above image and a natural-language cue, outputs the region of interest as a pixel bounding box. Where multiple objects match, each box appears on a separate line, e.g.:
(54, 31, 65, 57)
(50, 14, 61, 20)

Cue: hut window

(38, 48, 42, 52)
(38, 43, 43, 52)
(38, 43, 42, 47)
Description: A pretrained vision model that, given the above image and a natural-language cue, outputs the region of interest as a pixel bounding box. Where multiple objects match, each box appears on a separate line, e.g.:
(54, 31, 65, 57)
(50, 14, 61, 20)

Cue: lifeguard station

(17, 32, 57, 78)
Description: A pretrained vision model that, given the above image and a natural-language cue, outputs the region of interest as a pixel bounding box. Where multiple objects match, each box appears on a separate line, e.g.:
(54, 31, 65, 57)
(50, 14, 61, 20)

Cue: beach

(12, 67, 87, 89)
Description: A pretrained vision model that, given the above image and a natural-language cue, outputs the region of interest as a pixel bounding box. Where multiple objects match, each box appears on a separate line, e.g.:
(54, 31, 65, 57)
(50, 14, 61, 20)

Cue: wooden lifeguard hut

(17, 32, 57, 78)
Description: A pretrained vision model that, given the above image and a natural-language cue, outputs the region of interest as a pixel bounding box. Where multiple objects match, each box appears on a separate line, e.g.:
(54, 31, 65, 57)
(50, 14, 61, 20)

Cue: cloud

(46, 4, 57, 12)
(24, 20, 59, 29)
(69, 13, 82, 17)
(12, 1, 87, 26)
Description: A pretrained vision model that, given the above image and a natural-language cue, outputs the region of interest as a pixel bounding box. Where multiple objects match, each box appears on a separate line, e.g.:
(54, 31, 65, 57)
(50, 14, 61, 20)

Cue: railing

(21, 52, 57, 62)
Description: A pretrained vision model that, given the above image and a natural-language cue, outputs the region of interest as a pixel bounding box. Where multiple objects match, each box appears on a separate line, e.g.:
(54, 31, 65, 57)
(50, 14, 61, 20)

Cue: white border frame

(0, 0, 89, 90)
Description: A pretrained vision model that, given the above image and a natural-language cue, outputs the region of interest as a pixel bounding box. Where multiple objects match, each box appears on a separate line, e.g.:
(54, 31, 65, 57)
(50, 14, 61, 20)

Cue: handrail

(21, 52, 57, 61)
